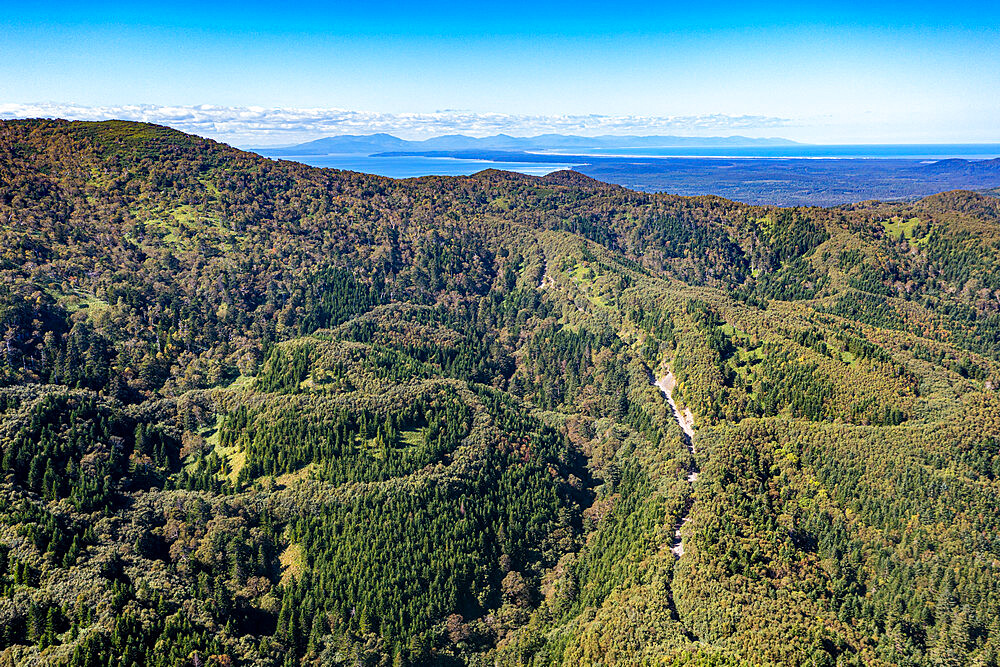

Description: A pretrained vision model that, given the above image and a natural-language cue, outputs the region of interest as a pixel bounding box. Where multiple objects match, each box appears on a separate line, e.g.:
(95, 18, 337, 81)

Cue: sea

(545, 144, 1000, 160)
(256, 144, 1000, 179)
(257, 152, 581, 178)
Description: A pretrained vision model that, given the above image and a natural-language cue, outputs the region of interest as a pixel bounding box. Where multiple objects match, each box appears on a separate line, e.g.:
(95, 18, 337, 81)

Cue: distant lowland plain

(253, 133, 1000, 206)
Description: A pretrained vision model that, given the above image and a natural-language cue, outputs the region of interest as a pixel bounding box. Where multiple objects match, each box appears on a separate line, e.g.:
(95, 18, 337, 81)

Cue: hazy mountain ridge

(259, 132, 799, 155)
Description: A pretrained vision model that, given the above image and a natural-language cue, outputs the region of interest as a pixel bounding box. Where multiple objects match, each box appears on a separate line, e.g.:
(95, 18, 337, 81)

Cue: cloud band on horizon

(0, 102, 791, 146)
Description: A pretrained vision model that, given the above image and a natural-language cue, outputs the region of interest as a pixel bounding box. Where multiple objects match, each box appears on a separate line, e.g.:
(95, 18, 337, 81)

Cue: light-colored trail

(655, 370, 698, 558)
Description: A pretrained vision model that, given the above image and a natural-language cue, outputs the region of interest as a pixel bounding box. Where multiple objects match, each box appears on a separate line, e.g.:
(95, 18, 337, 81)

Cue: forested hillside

(1, 119, 999, 666)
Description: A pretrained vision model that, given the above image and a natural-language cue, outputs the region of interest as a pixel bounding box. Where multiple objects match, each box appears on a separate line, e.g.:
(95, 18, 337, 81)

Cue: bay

(258, 152, 580, 178)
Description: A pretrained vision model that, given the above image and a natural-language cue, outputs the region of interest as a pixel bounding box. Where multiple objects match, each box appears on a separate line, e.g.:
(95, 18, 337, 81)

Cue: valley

(655, 371, 697, 559)
(0, 119, 999, 666)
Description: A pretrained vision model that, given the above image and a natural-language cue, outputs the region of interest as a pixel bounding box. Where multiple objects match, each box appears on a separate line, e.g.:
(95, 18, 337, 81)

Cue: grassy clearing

(211, 440, 246, 484)
(275, 464, 314, 487)
(279, 543, 306, 585)
(881, 216, 929, 246)
(75, 294, 111, 318)
(171, 205, 200, 224)
(358, 428, 425, 460)
(399, 428, 425, 448)
(198, 178, 221, 197)
(570, 263, 596, 282)
(197, 440, 246, 483)
(203, 415, 222, 447)
(226, 374, 255, 391)
(43, 284, 112, 319)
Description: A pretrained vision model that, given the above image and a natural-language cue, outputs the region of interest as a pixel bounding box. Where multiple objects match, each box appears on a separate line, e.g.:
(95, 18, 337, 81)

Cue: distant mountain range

(257, 133, 800, 155)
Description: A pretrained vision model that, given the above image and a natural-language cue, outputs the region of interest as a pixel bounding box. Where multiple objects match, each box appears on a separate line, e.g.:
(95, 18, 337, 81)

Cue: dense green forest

(0, 118, 999, 666)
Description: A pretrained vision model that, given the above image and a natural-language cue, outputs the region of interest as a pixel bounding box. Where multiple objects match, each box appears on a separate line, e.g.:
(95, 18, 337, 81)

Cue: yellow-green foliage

(0, 119, 998, 667)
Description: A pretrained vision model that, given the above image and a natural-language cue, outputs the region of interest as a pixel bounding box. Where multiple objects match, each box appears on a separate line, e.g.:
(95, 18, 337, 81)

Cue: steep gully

(654, 371, 698, 559)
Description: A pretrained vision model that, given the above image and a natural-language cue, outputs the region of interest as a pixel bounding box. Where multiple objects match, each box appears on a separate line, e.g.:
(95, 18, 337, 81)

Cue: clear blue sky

(1, 1, 998, 143)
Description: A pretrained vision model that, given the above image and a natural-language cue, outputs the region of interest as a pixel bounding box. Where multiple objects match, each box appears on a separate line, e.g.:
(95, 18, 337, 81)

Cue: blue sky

(1, 1, 998, 144)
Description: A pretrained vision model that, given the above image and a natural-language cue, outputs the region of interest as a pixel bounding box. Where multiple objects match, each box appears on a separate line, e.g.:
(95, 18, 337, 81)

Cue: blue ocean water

(258, 144, 1000, 179)
(260, 152, 581, 178)
(541, 144, 1000, 160)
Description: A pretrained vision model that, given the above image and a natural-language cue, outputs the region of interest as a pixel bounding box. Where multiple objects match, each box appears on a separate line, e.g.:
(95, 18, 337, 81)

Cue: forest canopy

(0, 119, 998, 666)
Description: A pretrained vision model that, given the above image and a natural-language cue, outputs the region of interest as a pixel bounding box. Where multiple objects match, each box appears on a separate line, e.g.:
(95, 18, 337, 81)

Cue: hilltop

(1, 119, 999, 666)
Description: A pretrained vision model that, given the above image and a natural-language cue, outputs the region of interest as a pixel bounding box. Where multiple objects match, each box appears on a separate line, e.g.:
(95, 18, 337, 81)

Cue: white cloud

(0, 102, 791, 146)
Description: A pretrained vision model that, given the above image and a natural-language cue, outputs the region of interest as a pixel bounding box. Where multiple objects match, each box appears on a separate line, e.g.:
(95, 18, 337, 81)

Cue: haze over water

(260, 144, 1000, 179)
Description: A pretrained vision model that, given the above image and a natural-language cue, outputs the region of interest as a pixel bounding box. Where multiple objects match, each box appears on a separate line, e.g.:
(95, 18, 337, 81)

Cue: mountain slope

(0, 119, 999, 666)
